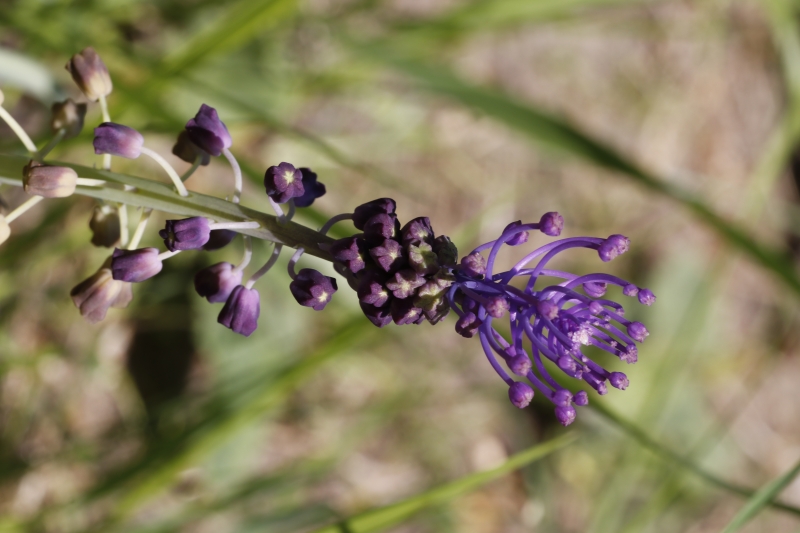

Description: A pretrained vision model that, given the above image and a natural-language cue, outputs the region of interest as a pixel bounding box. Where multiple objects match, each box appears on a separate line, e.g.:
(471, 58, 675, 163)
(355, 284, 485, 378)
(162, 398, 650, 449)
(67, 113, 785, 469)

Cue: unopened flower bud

(264, 162, 304, 204)
(583, 281, 607, 298)
(588, 301, 603, 315)
(352, 198, 396, 230)
(460, 251, 486, 278)
(598, 234, 630, 262)
(159, 217, 211, 251)
(70, 265, 132, 324)
(552, 389, 573, 407)
(386, 269, 425, 299)
(330, 236, 368, 274)
(391, 298, 424, 325)
(293, 168, 326, 208)
(93, 123, 144, 159)
(369, 239, 405, 272)
(627, 321, 649, 342)
(509, 354, 532, 376)
(554, 405, 576, 426)
(218, 285, 260, 337)
(363, 213, 399, 243)
(22, 160, 77, 198)
(623, 284, 639, 297)
(401, 217, 434, 245)
(486, 295, 509, 318)
(360, 301, 392, 328)
(185, 104, 232, 157)
(89, 204, 120, 247)
(290, 268, 338, 311)
(194, 262, 242, 303)
(408, 242, 438, 274)
(357, 271, 390, 307)
(65, 47, 112, 101)
(638, 288, 656, 306)
(111, 247, 162, 283)
(455, 312, 481, 338)
(51, 99, 87, 139)
(539, 212, 563, 236)
(609, 372, 629, 390)
(573, 391, 589, 406)
(172, 130, 210, 166)
(433, 235, 458, 267)
(503, 221, 529, 246)
(537, 299, 559, 320)
(508, 382, 534, 408)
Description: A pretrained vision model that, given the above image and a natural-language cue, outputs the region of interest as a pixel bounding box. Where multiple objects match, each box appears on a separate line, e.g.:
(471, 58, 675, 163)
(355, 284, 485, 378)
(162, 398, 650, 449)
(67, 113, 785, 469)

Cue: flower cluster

(0, 47, 655, 425)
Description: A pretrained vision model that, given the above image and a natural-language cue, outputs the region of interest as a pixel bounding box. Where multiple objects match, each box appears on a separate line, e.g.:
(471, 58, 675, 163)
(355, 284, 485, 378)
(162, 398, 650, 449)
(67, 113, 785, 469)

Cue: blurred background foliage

(1, 0, 800, 531)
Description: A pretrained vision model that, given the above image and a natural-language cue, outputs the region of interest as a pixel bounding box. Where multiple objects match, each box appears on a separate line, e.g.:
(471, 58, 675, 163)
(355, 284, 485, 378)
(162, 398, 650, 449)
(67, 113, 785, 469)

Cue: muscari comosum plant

(0, 47, 655, 426)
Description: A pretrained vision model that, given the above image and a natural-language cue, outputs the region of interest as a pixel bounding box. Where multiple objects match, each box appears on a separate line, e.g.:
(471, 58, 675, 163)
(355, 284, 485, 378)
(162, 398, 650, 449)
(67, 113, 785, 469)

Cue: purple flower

(93, 123, 144, 159)
(290, 268, 338, 311)
(195, 262, 242, 303)
(386, 269, 425, 299)
(330, 236, 367, 274)
(369, 239, 405, 272)
(218, 285, 260, 337)
(360, 302, 392, 328)
(363, 213, 399, 244)
(357, 271, 390, 307)
(111, 247, 162, 282)
(447, 212, 653, 426)
(23, 161, 78, 198)
(352, 198, 396, 230)
(293, 168, 326, 207)
(185, 104, 232, 157)
(173, 130, 210, 166)
(391, 298, 425, 325)
(401, 217, 434, 245)
(70, 263, 132, 324)
(264, 162, 304, 204)
(159, 217, 211, 251)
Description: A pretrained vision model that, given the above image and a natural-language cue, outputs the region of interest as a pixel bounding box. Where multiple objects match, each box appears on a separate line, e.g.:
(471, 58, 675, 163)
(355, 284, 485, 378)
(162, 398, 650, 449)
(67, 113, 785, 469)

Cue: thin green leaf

(307, 433, 576, 533)
(343, 38, 800, 296)
(720, 459, 800, 533)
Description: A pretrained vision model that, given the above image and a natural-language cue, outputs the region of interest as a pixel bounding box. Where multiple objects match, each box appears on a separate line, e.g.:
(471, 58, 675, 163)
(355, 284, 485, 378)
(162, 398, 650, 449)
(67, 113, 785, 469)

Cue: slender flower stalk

(0, 105, 37, 153)
(5, 195, 43, 223)
(181, 158, 202, 182)
(37, 128, 66, 160)
(233, 236, 253, 274)
(222, 148, 242, 204)
(128, 208, 153, 250)
(245, 243, 283, 289)
(138, 147, 189, 197)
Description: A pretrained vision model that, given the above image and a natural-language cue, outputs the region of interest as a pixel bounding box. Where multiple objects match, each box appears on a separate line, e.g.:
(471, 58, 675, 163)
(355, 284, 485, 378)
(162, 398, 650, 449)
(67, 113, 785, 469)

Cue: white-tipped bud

(65, 47, 112, 101)
(23, 160, 78, 198)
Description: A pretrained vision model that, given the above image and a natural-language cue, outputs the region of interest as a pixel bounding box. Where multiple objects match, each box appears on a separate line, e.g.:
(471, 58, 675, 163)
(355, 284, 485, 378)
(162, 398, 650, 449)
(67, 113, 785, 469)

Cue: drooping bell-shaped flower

(218, 285, 260, 337)
(293, 167, 326, 208)
(23, 161, 78, 198)
(264, 162, 304, 204)
(290, 268, 338, 311)
(110, 247, 163, 282)
(194, 262, 242, 303)
(185, 104, 232, 157)
(93, 123, 143, 159)
(65, 47, 112, 102)
(159, 217, 211, 251)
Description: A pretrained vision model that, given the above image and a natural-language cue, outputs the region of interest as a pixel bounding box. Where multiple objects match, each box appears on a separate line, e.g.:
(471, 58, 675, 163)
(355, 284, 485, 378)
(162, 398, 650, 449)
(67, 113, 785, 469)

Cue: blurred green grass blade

(720, 459, 800, 533)
(590, 401, 800, 518)
(344, 38, 800, 296)
(307, 433, 575, 533)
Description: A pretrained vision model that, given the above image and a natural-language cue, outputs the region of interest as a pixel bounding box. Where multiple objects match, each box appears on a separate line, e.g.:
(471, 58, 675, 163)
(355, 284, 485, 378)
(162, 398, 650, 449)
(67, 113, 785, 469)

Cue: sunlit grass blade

(589, 401, 800, 518)
(720, 458, 800, 533)
(343, 38, 800, 296)
(307, 433, 576, 533)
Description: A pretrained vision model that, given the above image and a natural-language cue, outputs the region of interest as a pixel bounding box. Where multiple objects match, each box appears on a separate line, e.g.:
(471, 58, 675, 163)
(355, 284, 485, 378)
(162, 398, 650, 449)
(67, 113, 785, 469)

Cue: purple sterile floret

(536, 299, 558, 320)
(185, 104, 232, 157)
(609, 372, 629, 390)
(369, 239, 406, 272)
(330, 236, 367, 274)
(552, 389, 573, 407)
(455, 312, 481, 338)
(555, 405, 577, 426)
(460, 251, 486, 278)
(360, 301, 393, 328)
(218, 285, 260, 337)
(159, 217, 211, 251)
(485, 296, 509, 318)
(583, 281, 607, 298)
(391, 298, 425, 325)
(627, 321, 649, 342)
(386, 269, 425, 299)
(202, 229, 237, 251)
(573, 391, 589, 406)
(508, 382, 534, 408)
(503, 221, 529, 246)
(290, 268, 338, 311)
(357, 271, 391, 307)
(623, 284, 639, 297)
(508, 354, 532, 376)
(194, 262, 242, 303)
(539, 212, 564, 237)
(401, 217, 434, 245)
(598, 234, 630, 262)
(638, 288, 656, 306)
(408, 242, 439, 275)
(293, 168, 326, 208)
(93, 123, 144, 159)
(363, 213, 399, 243)
(110, 247, 162, 282)
(264, 162, 305, 204)
(352, 198, 396, 230)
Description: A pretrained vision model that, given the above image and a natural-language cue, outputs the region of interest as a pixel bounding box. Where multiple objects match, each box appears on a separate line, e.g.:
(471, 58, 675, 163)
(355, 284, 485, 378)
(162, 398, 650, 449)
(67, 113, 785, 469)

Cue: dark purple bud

(185, 104, 232, 157)
(598, 234, 630, 262)
(23, 160, 77, 198)
(455, 312, 481, 338)
(111, 247, 162, 282)
(51, 99, 87, 139)
(357, 272, 390, 307)
(218, 285, 260, 337)
(552, 389, 573, 407)
(202, 229, 237, 251)
(386, 269, 425, 299)
(159, 217, 211, 251)
(391, 298, 424, 325)
(486, 296, 509, 318)
(65, 47, 112, 101)
(620, 344, 638, 364)
(408, 242, 439, 275)
(360, 301, 392, 328)
(539, 212, 564, 236)
(573, 391, 589, 406)
(583, 281, 607, 298)
(588, 301, 603, 315)
(369, 239, 406, 272)
(508, 354, 532, 376)
(293, 168, 326, 208)
(609, 372, 629, 390)
(93, 123, 144, 159)
(363, 213, 399, 244)
(623, 284, 639, 297)
(290, 268, 338, 311)
(537, 299, 559, 320)
(508, 382, 534, 408)
(627, 321, 649, 342)
(433, 235, 458, 267)
(460, 251, 486, 278)
(554, 405, 577, 426)
(352, 198, 396, 230)
(264, 162, 304, 204)
(194, 262, 242, 303)
(503, 221, 529, 246)
(70, 266, 132, 324)
(172, 130, 210, 166)
(330, 236, 367, 274)
(89, 205, 120, 248)
(638, 289, 656, 306)
(401, 217, 434, 245)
